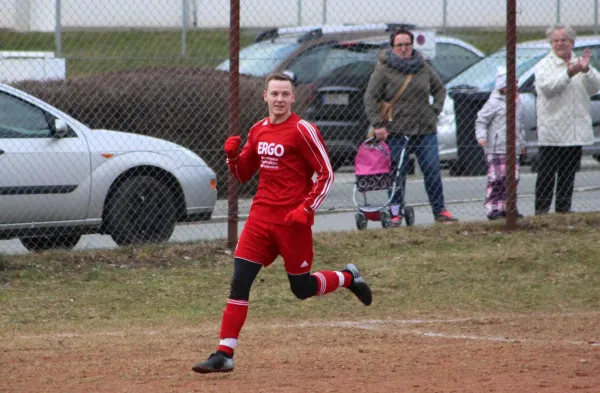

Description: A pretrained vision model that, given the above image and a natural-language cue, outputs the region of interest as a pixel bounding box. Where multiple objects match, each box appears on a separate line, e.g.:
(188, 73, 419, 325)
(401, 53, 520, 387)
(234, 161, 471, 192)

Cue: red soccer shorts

(234, 216, 314, 275)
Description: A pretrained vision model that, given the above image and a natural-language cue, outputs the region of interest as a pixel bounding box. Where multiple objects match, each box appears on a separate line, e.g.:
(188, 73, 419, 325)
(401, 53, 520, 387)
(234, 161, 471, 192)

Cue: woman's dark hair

(389, 28, 414, 47)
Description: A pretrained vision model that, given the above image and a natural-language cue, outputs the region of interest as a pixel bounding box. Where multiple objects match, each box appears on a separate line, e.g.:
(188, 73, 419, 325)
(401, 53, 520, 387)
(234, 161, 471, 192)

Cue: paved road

(2, 159, 600, 255)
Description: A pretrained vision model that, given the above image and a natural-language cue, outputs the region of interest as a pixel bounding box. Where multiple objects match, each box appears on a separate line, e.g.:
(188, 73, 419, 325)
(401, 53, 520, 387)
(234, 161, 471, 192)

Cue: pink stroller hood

(354, 140, 392, 176)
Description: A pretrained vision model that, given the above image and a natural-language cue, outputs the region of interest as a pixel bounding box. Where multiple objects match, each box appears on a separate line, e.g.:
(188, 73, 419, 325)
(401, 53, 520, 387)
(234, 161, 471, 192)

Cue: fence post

(182, 0, 188, 57)
(506, 0, 517, 229)
(55, 0, 61, 57)
(227, 0, 241, 249)
(595, 0, 598, 35)
(442, 0, 448, 33)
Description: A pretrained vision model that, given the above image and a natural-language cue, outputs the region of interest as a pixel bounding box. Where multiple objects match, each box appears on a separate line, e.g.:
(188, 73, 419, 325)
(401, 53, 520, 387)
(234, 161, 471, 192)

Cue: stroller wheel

(380, 210, 391, 228)
(355, 212, 368, 230)
(404, 206, 415, 226)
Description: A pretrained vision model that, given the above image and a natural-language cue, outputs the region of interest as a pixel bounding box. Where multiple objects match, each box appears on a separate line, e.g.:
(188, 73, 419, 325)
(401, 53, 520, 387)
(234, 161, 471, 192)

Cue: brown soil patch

(2, 313, 599, 393)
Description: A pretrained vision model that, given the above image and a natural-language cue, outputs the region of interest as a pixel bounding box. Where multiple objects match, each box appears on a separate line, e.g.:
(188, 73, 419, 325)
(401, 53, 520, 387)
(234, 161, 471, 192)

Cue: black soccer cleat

(344, 263, 372, 306)
(192, 352, 235, 374)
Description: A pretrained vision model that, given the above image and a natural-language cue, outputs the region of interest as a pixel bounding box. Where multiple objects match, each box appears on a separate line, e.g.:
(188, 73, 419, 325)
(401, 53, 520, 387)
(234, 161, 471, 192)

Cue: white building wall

(7, 0, 600, 32)
(60, 0, 182, 29)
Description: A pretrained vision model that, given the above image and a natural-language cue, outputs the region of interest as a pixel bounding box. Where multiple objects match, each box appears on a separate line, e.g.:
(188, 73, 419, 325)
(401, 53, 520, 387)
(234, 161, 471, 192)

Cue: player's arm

(225, 130, 260, 183)
(284, 120, 334, 226)
(298, 120, 334, 210)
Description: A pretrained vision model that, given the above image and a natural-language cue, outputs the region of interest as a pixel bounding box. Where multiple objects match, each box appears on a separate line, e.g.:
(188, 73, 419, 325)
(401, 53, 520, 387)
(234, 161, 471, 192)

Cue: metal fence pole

(182, 0, 188, 57)
(506, 0, 517, 229)
(298, 0, 302, 26)
(55, 0, 61, 57)
(227, 0, 241, 249)
(595, 0, 598, 35)
(442, 0, 448, 33)
(322, 0, 327, 25)
(192, 0, 198, 28)
(556, 0, 561, 24)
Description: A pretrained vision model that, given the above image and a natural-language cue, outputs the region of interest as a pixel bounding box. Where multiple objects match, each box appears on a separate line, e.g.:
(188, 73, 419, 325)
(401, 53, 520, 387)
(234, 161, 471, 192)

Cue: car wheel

(593, 154, 600, 163)
(20, 235, 81, 252)
(105, 175, 176, 246)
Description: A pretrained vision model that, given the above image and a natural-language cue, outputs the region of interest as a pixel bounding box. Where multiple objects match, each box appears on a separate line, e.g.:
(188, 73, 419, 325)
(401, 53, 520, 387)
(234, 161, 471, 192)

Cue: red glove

(284, 205, 314, 226)
(224, 136, 242, 160)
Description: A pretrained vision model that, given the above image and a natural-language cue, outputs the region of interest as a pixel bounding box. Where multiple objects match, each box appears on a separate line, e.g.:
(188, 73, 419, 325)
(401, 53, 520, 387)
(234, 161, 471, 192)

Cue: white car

(440, 35, 600, 173)
(0, 83, 217, 251)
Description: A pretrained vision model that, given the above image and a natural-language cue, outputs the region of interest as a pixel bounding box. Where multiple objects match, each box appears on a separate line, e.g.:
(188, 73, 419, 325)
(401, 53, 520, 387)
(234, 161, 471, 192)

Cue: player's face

(264, 80, 295, 120)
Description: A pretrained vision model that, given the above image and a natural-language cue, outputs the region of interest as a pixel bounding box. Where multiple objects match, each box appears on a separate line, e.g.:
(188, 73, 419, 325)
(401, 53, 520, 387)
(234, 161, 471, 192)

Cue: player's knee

(288, 273, 317, 300)
(229, 276, 251, 300)
(290, 284, 313, 300)
(229, 258, 260, 300)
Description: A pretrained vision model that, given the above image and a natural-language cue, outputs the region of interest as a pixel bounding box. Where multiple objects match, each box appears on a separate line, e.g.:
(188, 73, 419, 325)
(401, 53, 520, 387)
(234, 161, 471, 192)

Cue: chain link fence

(1, 0, 600, 254)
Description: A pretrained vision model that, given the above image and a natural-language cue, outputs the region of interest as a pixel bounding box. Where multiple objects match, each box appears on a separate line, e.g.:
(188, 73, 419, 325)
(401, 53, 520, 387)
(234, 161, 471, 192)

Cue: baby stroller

(352, 137, 415, 230)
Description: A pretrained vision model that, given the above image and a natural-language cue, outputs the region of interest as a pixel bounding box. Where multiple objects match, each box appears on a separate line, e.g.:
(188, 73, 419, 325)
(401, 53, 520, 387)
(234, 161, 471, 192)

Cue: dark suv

(302, 35, 484, 170)
(216, 23, 420, 85)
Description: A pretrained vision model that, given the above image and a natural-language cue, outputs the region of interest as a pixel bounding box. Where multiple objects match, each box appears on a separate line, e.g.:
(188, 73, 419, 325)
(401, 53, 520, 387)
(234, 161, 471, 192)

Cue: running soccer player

(192, 72, 372, 374)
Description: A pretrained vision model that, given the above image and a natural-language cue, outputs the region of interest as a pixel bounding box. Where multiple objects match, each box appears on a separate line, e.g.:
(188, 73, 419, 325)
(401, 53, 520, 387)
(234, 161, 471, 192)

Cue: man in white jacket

(534, 24, 600, 215)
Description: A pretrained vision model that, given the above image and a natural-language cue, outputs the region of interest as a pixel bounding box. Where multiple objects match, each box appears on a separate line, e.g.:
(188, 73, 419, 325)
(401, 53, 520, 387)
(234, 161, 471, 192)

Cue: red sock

(342, 271, 353, 287)
(312, 270, 352, 296)
(217, 298, 249, 357)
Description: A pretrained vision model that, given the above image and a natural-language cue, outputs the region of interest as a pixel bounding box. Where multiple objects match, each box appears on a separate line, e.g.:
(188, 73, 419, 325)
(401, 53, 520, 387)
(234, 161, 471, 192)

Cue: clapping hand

(580, 48, 592, 72)
(568, 48, 592, 76)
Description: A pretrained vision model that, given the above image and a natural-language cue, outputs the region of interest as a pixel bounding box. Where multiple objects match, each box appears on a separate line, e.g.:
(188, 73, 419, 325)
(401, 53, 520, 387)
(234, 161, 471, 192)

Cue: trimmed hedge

(16, 68, 309, 197)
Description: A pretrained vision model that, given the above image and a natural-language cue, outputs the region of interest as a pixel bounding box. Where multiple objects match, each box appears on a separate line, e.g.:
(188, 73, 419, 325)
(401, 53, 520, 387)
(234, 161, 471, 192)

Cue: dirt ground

(2, 313, 599, 393)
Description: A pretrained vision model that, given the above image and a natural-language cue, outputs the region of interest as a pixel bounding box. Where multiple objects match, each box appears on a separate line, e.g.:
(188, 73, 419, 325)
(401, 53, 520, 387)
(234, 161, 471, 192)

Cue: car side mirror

(53, 118, 69, 138)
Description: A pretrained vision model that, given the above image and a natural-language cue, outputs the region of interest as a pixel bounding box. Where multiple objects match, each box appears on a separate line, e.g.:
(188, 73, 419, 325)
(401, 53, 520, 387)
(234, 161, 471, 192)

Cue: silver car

(440, 35, 600, 171)
(0, 83, 217, 251)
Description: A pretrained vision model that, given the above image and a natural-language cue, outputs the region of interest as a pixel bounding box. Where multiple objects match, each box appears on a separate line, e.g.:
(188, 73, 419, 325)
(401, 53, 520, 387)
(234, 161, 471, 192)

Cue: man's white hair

(546, 24, 576, 41)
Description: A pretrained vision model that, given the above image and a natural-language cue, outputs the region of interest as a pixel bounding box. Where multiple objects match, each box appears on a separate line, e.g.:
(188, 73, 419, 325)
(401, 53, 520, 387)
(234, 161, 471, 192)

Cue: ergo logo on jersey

(257, 141, 284, 157)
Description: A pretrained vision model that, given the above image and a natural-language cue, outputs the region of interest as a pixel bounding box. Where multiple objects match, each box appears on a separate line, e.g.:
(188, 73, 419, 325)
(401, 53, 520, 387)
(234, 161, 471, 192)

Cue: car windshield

(315, 45, 380, 78)
(215, 41, 302, 77)
(446, 47, 549, 90)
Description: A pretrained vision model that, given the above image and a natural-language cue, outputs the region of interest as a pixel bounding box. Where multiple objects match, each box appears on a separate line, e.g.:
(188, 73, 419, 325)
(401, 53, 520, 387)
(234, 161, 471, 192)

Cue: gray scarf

(386, 49, 424, 74)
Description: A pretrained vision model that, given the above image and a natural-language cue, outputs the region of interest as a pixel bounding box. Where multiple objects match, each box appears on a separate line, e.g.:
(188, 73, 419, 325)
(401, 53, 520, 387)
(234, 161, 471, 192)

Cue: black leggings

(534, 146, 582, 213)
(229, 258, 318, 301)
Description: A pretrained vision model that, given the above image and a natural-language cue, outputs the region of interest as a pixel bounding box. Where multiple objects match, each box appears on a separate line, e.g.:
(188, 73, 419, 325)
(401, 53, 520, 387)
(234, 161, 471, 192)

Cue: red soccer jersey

(228, 112, 334, 224)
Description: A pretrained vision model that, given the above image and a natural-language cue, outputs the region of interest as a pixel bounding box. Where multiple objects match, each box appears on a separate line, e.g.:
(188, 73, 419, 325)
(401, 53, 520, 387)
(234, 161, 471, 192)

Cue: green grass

(0, 27, 583, 78)
(1, 213, 600, 335)
(0, 29, 255, 77)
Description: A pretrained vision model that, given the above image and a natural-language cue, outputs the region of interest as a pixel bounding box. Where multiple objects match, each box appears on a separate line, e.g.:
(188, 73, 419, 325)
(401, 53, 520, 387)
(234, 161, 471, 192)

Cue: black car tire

(105, 175, 177, 246)
(20, 235, 81, 252)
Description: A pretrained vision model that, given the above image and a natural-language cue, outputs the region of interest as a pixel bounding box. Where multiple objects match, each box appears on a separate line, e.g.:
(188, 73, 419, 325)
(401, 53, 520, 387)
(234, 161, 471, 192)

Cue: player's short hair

(264, 72, 295, 92)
